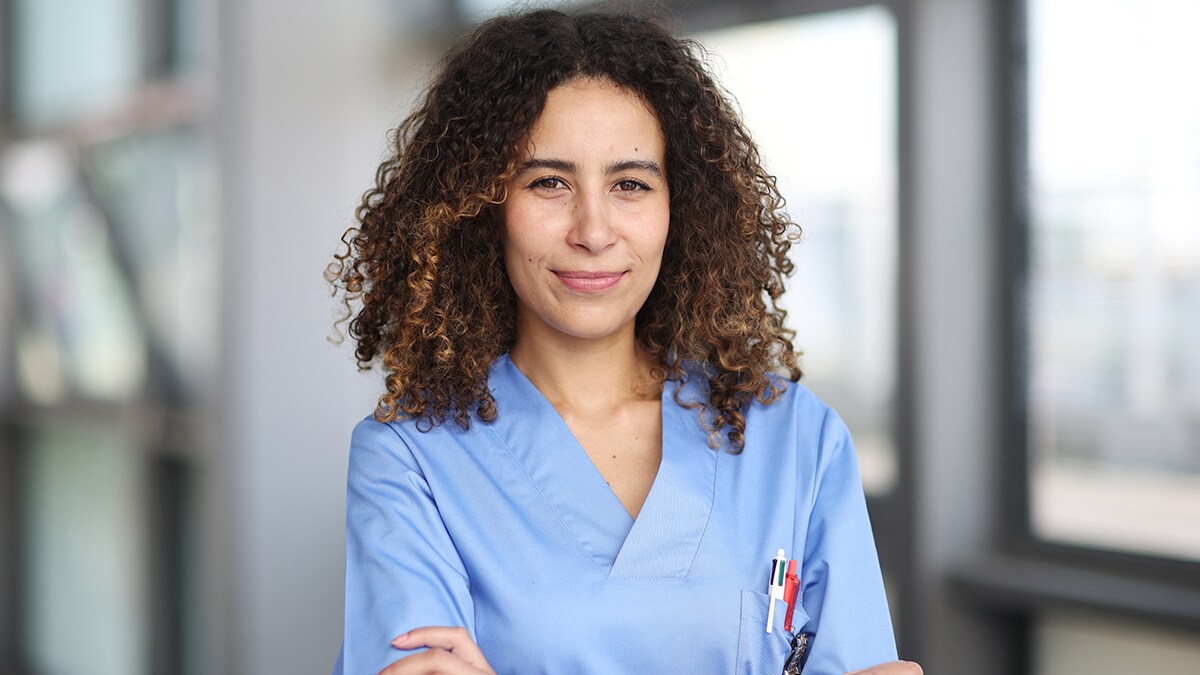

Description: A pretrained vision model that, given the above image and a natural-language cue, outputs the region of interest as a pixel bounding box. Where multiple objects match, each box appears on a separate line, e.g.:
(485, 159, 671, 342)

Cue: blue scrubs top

(335, 355, 896, 674)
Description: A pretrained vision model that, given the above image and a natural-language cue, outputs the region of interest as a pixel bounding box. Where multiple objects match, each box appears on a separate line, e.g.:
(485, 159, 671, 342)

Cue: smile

(552, 270, 627, 293)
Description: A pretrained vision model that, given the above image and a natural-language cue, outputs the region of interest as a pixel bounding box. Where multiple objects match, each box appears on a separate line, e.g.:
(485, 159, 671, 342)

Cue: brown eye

(615, 179, 650, 192)
(530, 176, 566, 190)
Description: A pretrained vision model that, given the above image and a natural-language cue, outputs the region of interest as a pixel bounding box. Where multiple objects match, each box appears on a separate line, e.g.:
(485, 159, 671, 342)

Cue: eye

(614, 178, 651, 192)
(528, 176, 567, 191)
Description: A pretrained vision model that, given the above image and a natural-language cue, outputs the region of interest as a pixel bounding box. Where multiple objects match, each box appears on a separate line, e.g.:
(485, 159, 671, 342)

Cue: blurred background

(0, 0, 1198, 673)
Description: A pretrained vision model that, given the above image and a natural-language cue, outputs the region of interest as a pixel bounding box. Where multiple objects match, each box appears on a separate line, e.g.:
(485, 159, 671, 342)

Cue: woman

(329, 9, 919, 675)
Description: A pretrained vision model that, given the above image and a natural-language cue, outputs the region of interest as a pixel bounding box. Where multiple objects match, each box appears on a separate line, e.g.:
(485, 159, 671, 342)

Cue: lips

(552, 270, 626, 293)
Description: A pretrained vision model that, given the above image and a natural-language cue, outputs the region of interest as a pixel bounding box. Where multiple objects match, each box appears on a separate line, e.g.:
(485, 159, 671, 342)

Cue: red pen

(783, 559, 800, 632)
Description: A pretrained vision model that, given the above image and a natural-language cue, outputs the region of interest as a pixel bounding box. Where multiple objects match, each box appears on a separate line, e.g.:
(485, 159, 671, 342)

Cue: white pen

(766, 548, 787, 633)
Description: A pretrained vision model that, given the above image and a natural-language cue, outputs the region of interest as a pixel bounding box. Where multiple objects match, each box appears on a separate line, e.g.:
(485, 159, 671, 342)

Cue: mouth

(552, 270, 627, 293)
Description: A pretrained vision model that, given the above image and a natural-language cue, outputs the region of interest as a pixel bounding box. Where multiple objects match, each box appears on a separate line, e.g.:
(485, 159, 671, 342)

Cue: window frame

(953, 0, 1200, 643)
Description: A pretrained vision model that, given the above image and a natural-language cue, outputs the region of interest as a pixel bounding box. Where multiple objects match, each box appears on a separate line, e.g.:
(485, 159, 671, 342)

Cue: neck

(509, 324, 659, 413)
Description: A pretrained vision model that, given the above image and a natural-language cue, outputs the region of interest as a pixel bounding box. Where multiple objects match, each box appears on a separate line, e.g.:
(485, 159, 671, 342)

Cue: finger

(846, 661, 924, 675)
(391, 627, 493, 671)
(378, 647, 485, 675)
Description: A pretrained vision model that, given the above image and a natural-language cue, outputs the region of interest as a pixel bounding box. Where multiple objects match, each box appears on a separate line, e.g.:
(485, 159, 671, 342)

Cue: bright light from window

(1027, 0, 1200, 561)
(697, 6, 898, 495)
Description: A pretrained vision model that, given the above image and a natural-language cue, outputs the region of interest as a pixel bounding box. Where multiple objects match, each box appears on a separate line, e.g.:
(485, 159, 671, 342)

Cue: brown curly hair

(327, 8, 802, 452)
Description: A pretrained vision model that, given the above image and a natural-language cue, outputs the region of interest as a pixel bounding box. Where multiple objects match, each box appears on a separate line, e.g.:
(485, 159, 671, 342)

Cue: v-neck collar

(484, 354, 717, 580)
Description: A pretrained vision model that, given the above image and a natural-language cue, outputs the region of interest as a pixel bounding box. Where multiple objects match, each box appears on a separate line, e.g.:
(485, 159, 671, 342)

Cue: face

(502, 78, 670, 347)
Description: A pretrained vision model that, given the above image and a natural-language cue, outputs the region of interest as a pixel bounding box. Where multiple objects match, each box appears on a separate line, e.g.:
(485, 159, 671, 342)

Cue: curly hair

(327, 9, 802, 452)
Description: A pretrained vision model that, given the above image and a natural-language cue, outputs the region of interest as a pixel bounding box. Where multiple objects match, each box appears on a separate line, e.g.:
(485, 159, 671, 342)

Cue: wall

(907, 0, 1010, 671)
(211, 0, 435, 672)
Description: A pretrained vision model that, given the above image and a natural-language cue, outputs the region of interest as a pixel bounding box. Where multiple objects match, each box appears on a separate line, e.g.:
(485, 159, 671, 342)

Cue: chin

(546, 312, 638, 342)
(555, 324, 631, 341)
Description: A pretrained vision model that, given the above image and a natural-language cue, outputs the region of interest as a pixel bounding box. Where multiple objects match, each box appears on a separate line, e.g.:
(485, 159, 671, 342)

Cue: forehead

(519, 78, 664, 158)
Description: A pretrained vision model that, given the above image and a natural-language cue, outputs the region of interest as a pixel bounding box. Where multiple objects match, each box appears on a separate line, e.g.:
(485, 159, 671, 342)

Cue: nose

(566, 191, 618, 253)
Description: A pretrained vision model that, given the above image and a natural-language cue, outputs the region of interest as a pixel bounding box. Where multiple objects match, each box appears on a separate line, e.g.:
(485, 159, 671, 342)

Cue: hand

(846, 661, 923, 675)
(378, 626, 496, 675)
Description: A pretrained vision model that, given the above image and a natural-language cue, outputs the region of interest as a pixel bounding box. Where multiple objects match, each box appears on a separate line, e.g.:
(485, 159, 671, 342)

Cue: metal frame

(953, 0, 1200, 649)
(0, 0, 9, 134)
(0, 4, 23, 669)
(0, 422, 26, 675)
(1003, 0, 1200, 601)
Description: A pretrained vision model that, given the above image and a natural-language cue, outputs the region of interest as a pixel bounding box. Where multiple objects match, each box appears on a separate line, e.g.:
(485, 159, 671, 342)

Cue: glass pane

(457, 0, 591, 22)
(697, 6, 899, 495)
(171, 0, 208, 73)
(21, 423, 148, 675)
(0, 141, 147, 403)
(1027, 0, 1200, 560)
(82, 127, 220, 395)
(1034, 611, 1200, 674)
(12, 0, 143, 126)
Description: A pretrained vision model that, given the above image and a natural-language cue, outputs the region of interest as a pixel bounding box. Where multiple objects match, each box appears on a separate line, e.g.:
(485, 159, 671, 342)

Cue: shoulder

(742, 377, 855, 471)
(347, 411, 486, 477)
(346, 415, 420, 479)
(751, 376, 847, 434)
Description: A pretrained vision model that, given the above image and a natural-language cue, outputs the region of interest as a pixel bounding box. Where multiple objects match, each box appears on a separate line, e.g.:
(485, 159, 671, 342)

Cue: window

(690, 2, 909, 643)
(696, 4, 900, 497)
(1023, 0, 1200, 562)
(0, 1, 215, 673)
(11, 0, 143, 127)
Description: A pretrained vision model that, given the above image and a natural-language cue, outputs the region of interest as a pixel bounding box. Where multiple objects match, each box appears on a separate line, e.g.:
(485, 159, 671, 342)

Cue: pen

(783, 559, 799, 632)
(766, 548, 787, 633)
(782, 632, 812, 675)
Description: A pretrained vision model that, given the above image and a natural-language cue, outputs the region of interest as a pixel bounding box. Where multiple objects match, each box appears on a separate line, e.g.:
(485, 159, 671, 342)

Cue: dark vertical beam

(149, 454, 191, 675)
(0, 0, 14, 133)
(887, 0, 920, 661)
(990, 1, 1034, 672)
(0, 11, 27, 647)
(144, 0, 178, 78)
(996, 0, 1031, 554)
(0, 0, 8, 130)
(0, 0, 31, 133)
(0, 422, 24, 675)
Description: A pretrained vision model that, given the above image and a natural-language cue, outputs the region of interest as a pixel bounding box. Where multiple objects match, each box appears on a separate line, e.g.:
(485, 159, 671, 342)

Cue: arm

(339, 418, 477, 674)
(799, 409, 898, 673)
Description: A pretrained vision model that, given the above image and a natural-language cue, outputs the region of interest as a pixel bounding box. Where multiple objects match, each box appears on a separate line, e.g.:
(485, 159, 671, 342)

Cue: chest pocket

(734, 590, 812, 674)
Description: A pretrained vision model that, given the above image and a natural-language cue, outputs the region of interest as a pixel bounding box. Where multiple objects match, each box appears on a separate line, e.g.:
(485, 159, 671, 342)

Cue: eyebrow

(605, 159, 663, 178)
(516, 158, 576, 174)
(515, 157, 664, 178)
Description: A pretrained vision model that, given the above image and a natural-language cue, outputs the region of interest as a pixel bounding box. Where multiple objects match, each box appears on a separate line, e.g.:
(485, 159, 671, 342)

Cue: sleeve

(336, 418, 475, 675)
(798, 408, 898, 673)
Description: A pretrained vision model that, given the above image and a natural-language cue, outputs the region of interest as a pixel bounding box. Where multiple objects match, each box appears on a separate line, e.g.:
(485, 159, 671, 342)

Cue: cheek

(501, 203, 542, 259)
(500, 223, 544, 293)
(642, 217, 670, 260)
(499, 212, 522, 261)
(502, 231, 538, 268)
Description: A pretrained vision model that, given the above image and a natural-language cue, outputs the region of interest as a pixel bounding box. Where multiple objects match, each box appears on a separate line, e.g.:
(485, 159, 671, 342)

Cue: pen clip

(781, 632, 812, 675)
